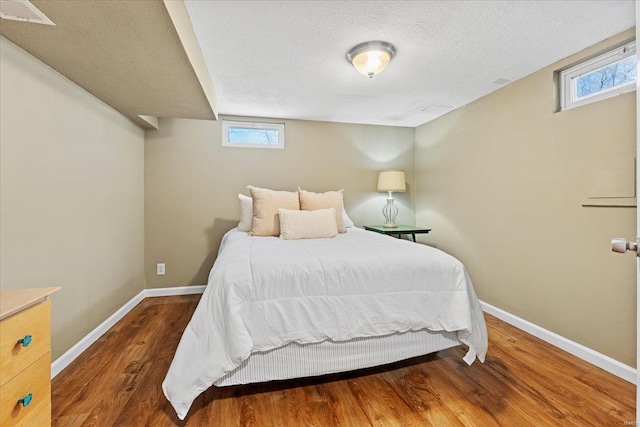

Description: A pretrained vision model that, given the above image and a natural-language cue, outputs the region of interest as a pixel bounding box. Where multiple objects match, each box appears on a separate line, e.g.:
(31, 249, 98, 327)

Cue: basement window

(222, 120, 284, 149)
(560, 41, 636, 111)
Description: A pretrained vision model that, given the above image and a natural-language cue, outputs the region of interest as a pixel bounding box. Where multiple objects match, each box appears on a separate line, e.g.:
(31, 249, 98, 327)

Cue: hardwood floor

(51, 295, 636, 426)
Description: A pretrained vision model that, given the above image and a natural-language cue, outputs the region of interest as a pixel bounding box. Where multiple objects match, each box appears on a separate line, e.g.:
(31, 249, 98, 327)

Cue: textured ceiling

(185, 0, 635, 127)
(0, 0, 217, 127)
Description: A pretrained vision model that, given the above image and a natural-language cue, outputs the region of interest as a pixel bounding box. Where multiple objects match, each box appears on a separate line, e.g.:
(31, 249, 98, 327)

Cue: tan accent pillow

(279, 208, 338, 240)
(248, 186, 300, 236)
(298, 188, 345, 233)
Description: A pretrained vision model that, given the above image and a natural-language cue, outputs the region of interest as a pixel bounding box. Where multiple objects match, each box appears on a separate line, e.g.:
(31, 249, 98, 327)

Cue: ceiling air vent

(0, 0, 55, 25)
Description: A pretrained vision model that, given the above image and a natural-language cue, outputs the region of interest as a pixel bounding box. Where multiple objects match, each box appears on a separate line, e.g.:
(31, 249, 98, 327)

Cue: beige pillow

(298, 188, 345, 233)
(248, 186, 300, 236)
(279, 208, 338, 240)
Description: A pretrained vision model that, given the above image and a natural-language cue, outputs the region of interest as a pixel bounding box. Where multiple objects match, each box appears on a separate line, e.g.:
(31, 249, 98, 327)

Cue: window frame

(221, 120, 285, 149)
(560, 40, 636, 111)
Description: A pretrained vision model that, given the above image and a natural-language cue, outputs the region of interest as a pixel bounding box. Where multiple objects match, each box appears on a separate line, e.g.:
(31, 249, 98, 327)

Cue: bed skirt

(215, 328, 461, 387)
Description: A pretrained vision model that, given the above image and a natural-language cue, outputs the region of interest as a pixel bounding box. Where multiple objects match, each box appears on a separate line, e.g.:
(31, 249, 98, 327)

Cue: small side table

(363, 225, 431, 242)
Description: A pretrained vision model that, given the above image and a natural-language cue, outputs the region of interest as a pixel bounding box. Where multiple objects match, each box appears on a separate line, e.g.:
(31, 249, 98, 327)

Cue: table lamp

(377, 170, 406, 228)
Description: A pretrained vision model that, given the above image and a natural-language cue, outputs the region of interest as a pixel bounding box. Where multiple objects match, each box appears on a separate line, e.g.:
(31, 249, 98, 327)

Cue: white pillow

(279, 208, 338, 240)
(238, 194, 253, 232)
(342, 206, 354, 228)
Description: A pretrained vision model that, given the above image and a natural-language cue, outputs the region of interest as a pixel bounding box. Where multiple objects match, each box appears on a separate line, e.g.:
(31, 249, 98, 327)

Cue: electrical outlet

(157, 263, 165, 276)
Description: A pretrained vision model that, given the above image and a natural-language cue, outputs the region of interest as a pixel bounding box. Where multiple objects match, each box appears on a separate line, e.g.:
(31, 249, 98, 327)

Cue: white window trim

(222, 120, 285, 149)
(560, 40, 636, 111)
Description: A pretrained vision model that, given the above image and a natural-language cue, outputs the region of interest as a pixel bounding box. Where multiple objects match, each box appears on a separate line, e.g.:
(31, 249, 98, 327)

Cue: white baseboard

(143, 285, 206, 298)
(51, 290, 146, 378)
(51, 285, 206, 378)
(480, 300, 637, 385)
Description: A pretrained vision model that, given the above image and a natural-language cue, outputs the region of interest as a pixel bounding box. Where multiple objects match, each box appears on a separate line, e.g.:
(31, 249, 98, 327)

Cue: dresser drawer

(0, 352, 51, 427)
(0, 300, 50, 386)
(14, 400, 50, 427)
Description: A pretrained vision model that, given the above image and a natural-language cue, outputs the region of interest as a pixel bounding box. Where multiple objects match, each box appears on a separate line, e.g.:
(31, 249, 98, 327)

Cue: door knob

(611, 237, 639, 255)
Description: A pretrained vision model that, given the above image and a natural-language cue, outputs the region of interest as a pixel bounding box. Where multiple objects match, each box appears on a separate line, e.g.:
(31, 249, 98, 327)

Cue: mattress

(163, 227, 488, 420)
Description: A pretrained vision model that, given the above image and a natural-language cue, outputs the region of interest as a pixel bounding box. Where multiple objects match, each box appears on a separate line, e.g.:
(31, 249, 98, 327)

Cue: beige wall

(145, 116, 415, 288)
(0, 38, 145, 359)
(415, 29, 637, 367)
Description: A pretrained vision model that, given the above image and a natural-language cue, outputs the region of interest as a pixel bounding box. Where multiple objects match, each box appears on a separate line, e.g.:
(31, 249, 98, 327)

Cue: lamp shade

(377, 170, 406, 192)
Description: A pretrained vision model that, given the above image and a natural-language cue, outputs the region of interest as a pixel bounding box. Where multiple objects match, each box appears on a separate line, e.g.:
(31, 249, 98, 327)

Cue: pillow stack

(239, 186, 354, 240)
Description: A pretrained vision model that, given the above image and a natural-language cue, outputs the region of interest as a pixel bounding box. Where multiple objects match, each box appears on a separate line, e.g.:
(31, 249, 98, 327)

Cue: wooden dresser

(0, 287, 60, 427)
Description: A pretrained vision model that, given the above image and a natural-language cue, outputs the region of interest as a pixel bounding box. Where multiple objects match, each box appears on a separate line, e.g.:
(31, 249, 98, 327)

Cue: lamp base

(382, 195, 399, 229)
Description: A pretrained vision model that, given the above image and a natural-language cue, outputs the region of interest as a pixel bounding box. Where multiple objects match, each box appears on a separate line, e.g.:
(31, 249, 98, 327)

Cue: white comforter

(163, 227, 488, 420)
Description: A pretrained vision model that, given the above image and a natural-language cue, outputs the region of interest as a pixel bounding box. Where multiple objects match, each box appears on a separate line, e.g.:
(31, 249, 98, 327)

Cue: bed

(163, 226, 488, 420)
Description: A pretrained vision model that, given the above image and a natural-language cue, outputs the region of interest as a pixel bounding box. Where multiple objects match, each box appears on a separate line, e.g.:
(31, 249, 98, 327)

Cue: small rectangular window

(222, 120, 284, 149)
(560, 41, 636, 111)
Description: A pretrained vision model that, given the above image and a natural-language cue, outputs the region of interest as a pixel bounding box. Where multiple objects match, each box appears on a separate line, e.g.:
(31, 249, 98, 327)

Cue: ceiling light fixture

(346, 41, 396, 78)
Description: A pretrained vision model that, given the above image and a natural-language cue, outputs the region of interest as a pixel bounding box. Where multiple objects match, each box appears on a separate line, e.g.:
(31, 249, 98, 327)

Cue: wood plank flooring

(51, 295, 636, 426)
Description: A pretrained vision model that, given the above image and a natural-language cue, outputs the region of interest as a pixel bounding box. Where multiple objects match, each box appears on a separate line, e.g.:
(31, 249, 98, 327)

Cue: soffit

(1, 0, 217, 128)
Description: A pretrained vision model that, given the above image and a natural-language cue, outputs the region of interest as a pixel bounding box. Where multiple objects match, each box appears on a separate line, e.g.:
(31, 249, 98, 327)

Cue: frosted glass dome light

(346, 41, 396, 78)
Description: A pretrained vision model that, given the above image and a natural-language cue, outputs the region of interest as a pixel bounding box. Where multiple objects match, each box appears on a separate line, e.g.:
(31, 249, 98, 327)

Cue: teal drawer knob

(17, 335, 32, 347)
(18, 393, 32, 407)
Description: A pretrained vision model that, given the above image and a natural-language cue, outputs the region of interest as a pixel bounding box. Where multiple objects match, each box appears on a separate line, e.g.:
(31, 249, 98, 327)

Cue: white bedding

(163, 227, 488, 420)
